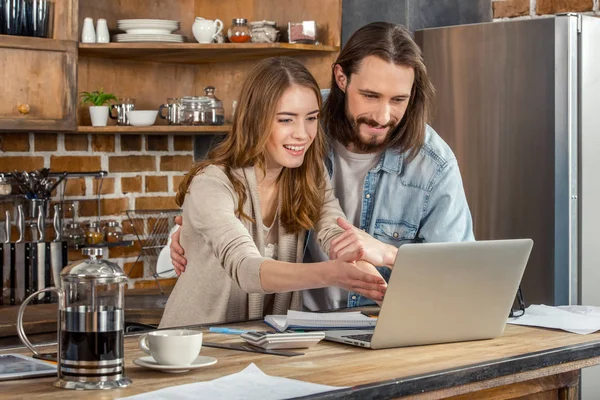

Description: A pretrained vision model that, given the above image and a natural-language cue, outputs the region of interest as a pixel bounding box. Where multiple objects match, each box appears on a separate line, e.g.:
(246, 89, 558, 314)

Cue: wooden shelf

(77, 125, 229, 135)
(78, 42, 339, 64)
(0, 34, 76, 52)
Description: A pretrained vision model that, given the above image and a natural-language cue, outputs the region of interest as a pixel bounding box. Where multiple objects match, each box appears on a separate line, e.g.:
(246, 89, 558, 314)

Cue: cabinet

(0, 1, 78, 132)
(1, 0, 341, 135)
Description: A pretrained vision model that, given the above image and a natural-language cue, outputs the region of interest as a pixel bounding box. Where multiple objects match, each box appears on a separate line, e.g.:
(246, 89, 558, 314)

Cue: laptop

(324, 239, 533, 349)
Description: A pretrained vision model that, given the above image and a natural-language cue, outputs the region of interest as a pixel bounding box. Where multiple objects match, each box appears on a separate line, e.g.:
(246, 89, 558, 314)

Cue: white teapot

(192, 17, 224, 44)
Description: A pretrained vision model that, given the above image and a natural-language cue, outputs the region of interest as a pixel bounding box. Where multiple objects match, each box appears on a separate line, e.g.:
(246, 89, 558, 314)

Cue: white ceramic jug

(192, 17, 223, 44)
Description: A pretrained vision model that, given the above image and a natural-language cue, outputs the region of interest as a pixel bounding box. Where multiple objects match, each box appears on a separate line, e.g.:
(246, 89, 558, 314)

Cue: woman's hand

(170, 216, 187, 275)
(328, 249, 387, 302)
(329, 218, 398, 268)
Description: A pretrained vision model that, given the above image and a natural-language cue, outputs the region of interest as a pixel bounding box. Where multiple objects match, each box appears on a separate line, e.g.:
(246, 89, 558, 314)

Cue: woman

(160, 57, 387, 328)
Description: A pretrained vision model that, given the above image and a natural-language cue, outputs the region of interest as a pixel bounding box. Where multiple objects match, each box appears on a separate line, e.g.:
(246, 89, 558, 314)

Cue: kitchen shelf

(77, 125, 230, 135)
(0, 35, 76, 53)
(78, 42, 339, 64)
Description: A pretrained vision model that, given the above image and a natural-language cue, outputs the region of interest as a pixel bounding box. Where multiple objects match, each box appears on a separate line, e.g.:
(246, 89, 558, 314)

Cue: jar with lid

(180, 96, 212, 125)
(228, 18, 251, 43)
(63, 223, 86, 248)
(103, 221, 123, 243)
(203, 86, 225, 125)
(84, 221, 104, 245)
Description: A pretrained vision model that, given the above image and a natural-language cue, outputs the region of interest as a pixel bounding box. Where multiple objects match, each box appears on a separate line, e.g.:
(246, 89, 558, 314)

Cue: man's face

(335, 55, 415, 153)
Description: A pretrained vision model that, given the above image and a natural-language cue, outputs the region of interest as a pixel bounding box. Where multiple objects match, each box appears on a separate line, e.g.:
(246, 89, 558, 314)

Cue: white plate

(133, 356, 217, 373)
(114, 33, 185, 42)
(119, 23, 179, 28)
(118, 19, 179, 24)
(115, 34, 183, 41)
(123, 28, 174, 34)
(115, 39, 184, 43)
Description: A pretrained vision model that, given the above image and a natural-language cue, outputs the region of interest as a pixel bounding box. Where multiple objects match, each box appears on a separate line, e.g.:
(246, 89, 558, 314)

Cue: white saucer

(133, 355, 217, 373)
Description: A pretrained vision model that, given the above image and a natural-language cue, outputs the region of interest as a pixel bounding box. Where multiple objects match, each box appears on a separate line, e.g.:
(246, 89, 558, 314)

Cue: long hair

(323, 22, 435, 160)
(176, 57, 326, 234)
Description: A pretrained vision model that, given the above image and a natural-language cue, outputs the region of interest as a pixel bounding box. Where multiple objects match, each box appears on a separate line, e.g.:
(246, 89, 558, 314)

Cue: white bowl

(127, 110, 158, 126)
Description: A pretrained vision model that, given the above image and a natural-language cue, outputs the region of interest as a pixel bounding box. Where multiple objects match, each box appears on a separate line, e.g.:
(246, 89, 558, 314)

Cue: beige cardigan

(159, 165, 345, 328)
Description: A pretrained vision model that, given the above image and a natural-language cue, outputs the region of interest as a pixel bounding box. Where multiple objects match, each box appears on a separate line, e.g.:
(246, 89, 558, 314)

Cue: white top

(302, 141, 382, 311)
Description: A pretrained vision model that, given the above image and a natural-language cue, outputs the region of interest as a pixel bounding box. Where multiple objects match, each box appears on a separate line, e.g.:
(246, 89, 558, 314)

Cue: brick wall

(492, 0, 599, 19)
(0, 132, 193, 290)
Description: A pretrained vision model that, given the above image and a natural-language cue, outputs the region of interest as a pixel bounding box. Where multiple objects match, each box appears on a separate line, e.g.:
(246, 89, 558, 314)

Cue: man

(170, 22, 474, 310)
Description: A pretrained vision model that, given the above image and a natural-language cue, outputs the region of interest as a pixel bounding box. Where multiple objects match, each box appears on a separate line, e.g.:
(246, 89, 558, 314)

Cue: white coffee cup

(192, 17, 223, 43)
(138, 329, 203, 366)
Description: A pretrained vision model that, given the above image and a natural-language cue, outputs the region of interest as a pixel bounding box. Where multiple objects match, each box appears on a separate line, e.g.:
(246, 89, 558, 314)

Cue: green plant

(80, 88, 117, 107)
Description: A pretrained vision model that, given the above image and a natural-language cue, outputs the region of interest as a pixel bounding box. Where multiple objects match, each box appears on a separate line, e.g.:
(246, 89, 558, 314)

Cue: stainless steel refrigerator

(416, 14, 600, 398)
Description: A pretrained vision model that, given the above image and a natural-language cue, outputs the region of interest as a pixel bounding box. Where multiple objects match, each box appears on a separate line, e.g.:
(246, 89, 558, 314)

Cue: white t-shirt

(302, 141, 382, 311)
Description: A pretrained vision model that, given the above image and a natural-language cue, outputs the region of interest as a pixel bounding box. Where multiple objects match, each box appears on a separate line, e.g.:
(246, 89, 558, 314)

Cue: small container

(228, 18, 251, 43)
(103, 221, 123, 243)
(203, 86, 225, 125)
(180, 96, 212, 126)
(84, 221, 103, 245)
(288, 21, 317, 44)
(63, 223, 85, 247)
(0, 174, 12, 195)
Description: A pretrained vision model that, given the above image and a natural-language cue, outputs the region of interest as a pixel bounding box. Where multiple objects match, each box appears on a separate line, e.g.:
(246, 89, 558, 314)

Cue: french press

(17, 248, 131, 390)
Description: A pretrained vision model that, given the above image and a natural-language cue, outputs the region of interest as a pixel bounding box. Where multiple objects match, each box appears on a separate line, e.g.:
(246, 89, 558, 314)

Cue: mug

(109, 98, 135, 126)
(192, 17, 223, 44)
(138, 329, 203, 366)
(158, 98, 181, 125)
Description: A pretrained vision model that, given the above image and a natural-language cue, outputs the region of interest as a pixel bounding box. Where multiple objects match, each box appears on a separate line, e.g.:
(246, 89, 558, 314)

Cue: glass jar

(103, 221, 123, 243)
(63, 223, 85, 248)
(180, 96, 212, 126)
(84, 221, 104, 245)
(228, 18, 251, 43)
(203, 86, 225, 125)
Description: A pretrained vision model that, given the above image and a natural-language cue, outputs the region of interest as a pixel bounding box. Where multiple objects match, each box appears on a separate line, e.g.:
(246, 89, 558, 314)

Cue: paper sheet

(119, 363, 347, 400)
(507, 304, 600, 334)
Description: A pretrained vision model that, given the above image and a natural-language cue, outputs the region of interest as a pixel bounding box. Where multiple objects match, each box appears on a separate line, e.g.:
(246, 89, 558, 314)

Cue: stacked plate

(115, 19, 185, 42)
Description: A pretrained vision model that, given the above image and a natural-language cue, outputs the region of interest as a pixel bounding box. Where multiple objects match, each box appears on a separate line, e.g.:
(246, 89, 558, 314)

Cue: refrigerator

(416, 14, 600, 398)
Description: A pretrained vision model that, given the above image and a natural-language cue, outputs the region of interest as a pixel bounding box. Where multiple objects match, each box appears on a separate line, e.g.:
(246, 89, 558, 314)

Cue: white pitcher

(192, 17, 223, 44)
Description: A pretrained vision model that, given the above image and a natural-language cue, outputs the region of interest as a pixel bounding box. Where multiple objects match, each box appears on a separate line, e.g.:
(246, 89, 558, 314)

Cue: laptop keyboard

(342, 333, 373, 342)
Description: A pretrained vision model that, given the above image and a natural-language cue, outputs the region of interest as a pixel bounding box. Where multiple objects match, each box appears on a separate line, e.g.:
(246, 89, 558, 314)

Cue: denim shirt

(304, 124, 475, 308)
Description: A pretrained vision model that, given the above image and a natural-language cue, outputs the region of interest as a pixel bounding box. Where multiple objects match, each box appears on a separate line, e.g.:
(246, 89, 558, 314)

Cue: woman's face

(265, 84, 320, 170)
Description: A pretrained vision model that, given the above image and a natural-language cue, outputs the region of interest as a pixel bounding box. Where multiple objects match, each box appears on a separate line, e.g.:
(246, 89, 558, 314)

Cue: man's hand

(330, 218, 398, 268)
(170, 216, 187, 276)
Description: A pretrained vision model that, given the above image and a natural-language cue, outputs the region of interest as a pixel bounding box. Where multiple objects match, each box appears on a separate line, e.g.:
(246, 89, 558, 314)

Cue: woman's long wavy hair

(323, 22, 435, 161)
(176, 57, 326, 234)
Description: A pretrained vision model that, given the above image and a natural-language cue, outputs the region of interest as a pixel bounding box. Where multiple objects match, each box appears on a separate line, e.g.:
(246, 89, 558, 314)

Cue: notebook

(264, 310, 376, 332)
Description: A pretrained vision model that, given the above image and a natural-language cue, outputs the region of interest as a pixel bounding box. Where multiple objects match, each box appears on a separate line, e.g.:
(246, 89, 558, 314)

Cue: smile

(283, 144, 306, 156)
(283, 145, 305, 151)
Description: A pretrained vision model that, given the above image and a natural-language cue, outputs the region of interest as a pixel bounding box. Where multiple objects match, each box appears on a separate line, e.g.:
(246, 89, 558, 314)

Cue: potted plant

(80, 89, 117, 127)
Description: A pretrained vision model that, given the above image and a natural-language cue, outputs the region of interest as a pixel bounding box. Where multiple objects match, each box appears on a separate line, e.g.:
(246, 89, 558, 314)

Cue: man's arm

(170, 216, 187, 275)
(418, 159, 474, 242)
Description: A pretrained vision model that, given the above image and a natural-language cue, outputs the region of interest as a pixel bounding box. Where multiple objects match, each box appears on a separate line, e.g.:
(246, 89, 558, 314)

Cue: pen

(208, 327, 250, 334)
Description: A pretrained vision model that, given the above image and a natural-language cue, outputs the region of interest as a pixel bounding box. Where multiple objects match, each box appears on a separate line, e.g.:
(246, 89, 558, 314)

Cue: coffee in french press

(17, 247, 131, 390)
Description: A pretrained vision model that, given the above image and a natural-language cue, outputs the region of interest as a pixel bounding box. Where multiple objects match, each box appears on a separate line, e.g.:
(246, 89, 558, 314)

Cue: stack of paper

(507, 305, 600, 334)
(119, 363, 346, 399)
(264, 310, 376, 332)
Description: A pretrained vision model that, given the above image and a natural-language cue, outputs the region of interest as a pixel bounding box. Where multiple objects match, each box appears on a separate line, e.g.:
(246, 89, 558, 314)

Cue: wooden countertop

(1, 321, 600, 399)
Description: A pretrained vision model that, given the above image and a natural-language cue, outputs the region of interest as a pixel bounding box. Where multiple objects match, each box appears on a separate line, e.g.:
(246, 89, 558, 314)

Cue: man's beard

(346, 111, 399, 153)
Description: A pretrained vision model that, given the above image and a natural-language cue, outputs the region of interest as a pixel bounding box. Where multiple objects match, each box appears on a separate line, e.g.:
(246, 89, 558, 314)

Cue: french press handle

(17, 287, 63, 356)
